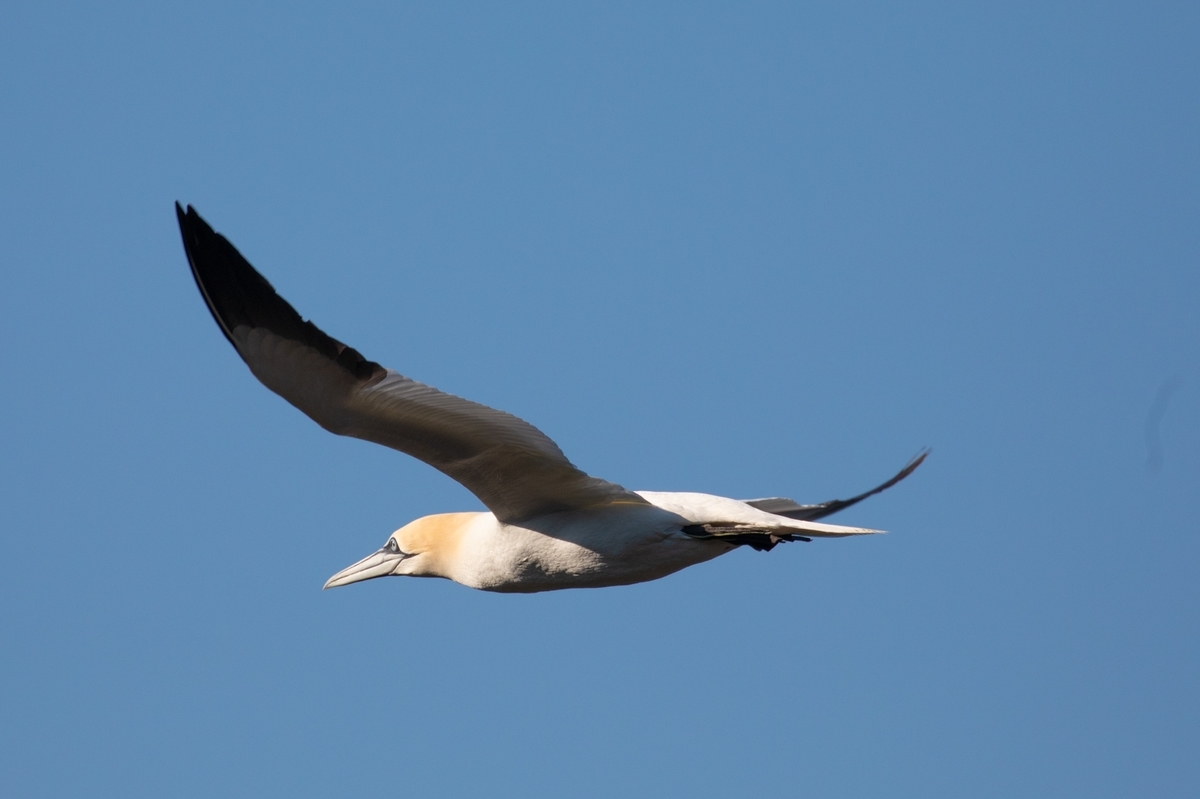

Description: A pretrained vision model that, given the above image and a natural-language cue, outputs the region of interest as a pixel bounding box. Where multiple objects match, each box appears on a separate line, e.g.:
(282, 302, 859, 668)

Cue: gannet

(175, 203, 926, 593)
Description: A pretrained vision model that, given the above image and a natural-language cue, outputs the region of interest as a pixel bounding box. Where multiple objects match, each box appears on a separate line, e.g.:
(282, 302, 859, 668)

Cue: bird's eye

(385, 538, 400, 553)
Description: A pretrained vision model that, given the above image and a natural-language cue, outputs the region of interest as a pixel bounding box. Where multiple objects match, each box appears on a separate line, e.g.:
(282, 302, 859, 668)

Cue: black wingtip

(174, 204, 386, 383)
(174, 201, 193, 229)
(175, 202, 240, 348)
(891, 447, 930, 485)
(782, 448, 930, 522)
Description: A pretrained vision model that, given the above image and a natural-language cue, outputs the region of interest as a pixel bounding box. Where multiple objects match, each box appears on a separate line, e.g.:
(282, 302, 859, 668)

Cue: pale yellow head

(323, 512, 479, 589)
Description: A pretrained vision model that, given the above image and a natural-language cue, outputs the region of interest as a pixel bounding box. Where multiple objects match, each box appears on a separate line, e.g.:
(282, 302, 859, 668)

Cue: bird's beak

(323, 548, 408, 589)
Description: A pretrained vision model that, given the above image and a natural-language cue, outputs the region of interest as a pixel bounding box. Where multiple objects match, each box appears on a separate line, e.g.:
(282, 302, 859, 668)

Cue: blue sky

(1, 2, 1197, 796)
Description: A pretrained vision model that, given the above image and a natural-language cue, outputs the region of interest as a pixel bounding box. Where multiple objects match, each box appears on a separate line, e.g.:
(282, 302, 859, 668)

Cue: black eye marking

(381, 537, 415, 559)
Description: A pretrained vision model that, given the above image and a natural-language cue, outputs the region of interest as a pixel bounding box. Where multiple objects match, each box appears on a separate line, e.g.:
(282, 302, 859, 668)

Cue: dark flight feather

(743, 449, 929, 522)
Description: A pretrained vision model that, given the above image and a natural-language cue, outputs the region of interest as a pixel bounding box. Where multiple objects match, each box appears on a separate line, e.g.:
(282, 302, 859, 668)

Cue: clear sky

(1, 2, 1197, 796)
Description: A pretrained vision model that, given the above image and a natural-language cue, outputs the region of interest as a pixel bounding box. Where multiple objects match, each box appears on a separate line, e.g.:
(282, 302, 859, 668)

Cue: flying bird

(175, 203, 926, 593)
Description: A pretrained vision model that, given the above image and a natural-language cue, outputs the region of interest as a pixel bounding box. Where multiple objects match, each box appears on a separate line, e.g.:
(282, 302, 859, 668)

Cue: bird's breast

(452, 506, 730, 592)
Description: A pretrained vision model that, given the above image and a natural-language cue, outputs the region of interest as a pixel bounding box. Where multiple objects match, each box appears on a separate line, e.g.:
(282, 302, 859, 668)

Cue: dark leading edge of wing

(175, 203, 649, 523)
(744, 449, 929, 522)
(176, 203, 385, 383)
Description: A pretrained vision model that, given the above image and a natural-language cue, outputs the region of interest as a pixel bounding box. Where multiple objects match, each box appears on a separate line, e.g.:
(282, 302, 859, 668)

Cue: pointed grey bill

(323, 548, 409, 589)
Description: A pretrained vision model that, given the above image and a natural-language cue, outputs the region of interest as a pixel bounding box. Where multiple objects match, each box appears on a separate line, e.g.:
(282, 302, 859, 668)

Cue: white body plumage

(442, 503, 728, 592)
(326, 492, 881, 593)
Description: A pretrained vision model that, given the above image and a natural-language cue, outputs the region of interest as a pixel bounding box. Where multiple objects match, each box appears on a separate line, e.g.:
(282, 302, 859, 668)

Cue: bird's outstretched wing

(176, 203, 649, 523)
(742, 449, 928, 522)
